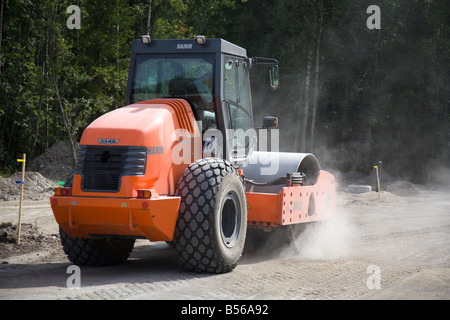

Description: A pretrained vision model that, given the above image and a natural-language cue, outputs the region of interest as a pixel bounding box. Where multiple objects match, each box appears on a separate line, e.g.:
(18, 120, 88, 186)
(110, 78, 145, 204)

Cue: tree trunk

(293, 77, 305, 151)
(47, 2, 76, 163)
(300, 47, 313, 152)
(31, 25, 50, 160)
(146, 0, 152, 35)
(30, 86, 44, 160)
(7, 106, 16, 152)
(0, 0, 5, 74)
(309, 5, 323, 151)
(52, 74, 77, 164)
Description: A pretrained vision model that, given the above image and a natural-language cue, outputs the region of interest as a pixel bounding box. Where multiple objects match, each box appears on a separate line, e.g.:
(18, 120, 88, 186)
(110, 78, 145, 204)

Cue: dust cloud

(243, 189, 361, 263)
(288, 207, 359, 260)
(260, 162, 449, 263)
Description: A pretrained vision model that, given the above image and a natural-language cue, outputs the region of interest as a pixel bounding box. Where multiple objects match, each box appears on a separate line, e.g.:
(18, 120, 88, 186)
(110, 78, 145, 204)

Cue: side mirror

(269, 66, 280, 91)
(263, 116, 278, 129)
(249, 57, 280, 90)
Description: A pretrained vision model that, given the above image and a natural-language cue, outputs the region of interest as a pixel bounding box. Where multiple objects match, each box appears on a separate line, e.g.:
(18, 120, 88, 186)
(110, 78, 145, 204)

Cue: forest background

(0, 0, 449, 183)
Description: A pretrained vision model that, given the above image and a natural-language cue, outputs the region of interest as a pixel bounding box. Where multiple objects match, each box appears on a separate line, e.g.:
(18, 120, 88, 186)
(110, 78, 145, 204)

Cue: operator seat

(168, 78, 200, 118)
(168, 78, 216, 130)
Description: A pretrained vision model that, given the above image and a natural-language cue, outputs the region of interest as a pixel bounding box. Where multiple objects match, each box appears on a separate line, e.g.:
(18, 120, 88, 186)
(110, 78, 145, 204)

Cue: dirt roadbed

(0, 188, 449, 300)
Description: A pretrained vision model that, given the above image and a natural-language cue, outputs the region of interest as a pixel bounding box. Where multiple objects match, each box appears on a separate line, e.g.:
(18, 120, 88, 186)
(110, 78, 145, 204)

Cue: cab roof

(131, 38, 247, 58)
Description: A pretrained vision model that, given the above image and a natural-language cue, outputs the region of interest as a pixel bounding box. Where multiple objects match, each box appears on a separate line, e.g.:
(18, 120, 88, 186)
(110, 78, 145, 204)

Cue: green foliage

(224, 0, 450, 181)
(0, 0, 448, 182)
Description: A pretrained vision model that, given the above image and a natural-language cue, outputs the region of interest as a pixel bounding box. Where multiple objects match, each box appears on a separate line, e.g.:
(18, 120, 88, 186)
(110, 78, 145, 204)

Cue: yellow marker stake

(17, 154, 26, 245)
(374, 166, 381, 199)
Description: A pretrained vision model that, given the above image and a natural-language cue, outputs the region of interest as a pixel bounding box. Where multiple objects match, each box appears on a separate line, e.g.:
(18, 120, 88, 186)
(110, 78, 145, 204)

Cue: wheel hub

(220, 191, 241, 248)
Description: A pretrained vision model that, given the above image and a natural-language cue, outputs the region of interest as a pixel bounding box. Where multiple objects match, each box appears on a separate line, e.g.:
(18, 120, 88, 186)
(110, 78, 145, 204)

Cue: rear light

(54, 187, 72, 196)
(137, 189, 151, 199)
(137, 189, 159, 199)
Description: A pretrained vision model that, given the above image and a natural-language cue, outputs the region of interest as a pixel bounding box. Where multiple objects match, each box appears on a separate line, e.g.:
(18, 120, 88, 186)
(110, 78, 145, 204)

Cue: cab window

(131, 54, 215, 130)
(224, 57, 253, 151)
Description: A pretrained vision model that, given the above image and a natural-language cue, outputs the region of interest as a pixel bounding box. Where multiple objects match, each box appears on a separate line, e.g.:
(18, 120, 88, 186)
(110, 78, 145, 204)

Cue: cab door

(222, 56, 255, 164)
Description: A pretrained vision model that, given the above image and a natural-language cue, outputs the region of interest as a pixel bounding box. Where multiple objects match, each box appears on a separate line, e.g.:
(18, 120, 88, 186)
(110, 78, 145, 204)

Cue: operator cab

(126, 36, 278, 164)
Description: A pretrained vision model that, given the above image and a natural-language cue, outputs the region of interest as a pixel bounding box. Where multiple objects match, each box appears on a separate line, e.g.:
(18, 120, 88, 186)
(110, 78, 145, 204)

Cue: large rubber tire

(59, 169, 135, 266)
(174, 158, 247, 273)
(60, 228, 135, 266)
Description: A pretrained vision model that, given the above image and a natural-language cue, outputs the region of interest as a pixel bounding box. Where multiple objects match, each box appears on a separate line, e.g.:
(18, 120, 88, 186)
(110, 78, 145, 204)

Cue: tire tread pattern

(174, 158, 241, 273)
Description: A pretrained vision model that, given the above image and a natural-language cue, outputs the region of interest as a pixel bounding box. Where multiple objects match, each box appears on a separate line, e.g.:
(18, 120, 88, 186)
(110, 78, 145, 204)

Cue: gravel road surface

(0, 188, 449, 301)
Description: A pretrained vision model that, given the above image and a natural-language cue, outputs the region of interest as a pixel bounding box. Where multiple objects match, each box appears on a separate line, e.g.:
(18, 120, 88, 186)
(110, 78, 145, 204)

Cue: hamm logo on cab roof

(177, 43, 193, 50)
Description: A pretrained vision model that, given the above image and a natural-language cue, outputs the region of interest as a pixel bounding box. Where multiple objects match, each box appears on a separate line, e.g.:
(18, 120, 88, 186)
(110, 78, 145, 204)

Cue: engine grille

(75, 145, 147, 192)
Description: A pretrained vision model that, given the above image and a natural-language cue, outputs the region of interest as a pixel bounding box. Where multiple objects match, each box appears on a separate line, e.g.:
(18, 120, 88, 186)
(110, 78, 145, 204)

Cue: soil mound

(0, 140, 78, 201)
(30, 140, 77, 181)
(0, 172, 58, 201)
(0, 222, 60, 260)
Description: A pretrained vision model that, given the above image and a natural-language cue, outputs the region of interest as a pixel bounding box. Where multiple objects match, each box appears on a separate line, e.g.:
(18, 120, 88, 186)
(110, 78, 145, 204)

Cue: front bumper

(50, 195, 181, 242)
